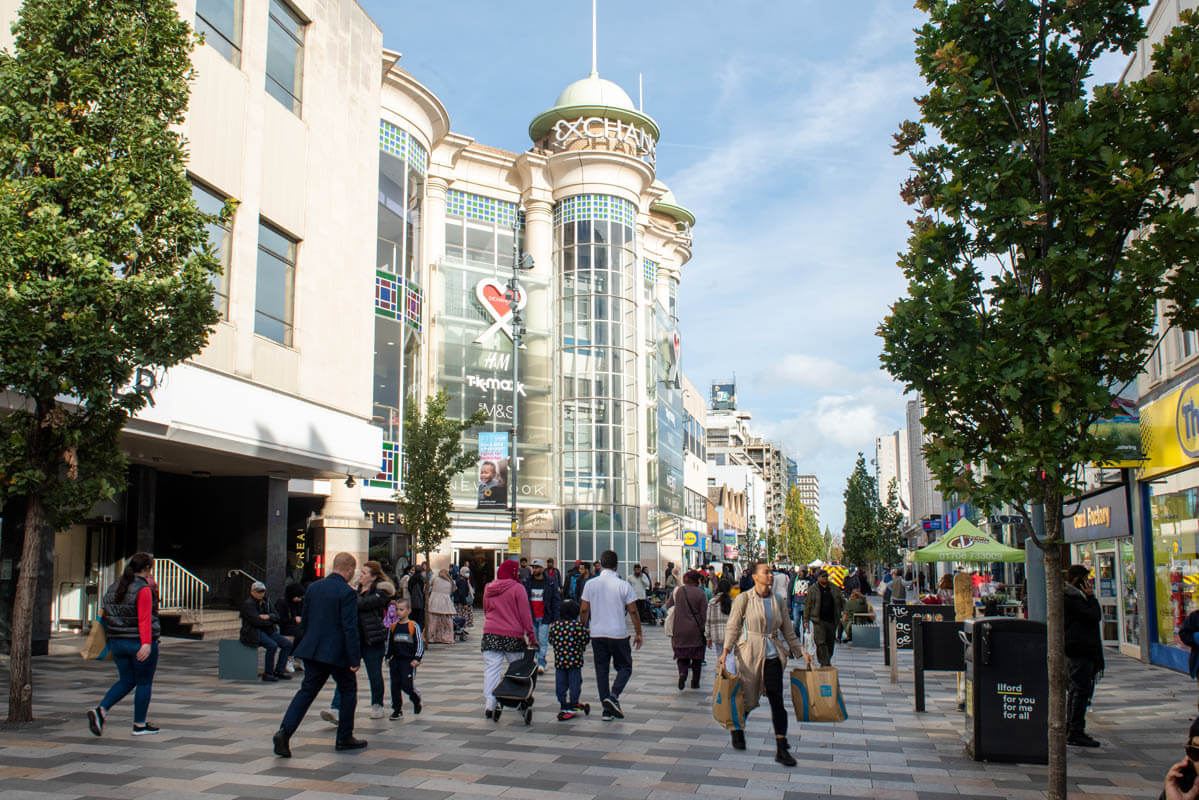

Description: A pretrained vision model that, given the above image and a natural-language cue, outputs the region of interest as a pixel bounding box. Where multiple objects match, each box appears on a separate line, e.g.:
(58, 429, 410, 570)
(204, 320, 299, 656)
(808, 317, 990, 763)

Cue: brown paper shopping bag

(79, 620, 108, 661)
(790, 665, 848, 722)
(712, 664, 746, 731)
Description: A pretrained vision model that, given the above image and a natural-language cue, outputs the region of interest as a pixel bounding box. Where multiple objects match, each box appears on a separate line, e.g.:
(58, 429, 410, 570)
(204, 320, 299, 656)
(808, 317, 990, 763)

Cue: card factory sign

(549, 116, 657, 166)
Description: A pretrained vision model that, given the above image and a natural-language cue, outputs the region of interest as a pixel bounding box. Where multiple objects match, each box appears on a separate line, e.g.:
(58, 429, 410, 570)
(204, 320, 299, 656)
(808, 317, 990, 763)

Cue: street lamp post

(505, 215, 534, 550)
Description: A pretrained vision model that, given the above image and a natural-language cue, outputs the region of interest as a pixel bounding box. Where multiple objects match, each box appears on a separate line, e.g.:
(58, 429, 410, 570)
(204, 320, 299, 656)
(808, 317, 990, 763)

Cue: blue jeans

(332, 642, 384, 708)
(533, 619, 550, 668)
(555, 667, 582, 709)
(100, 638, 158, 724)
(256, 630, 293, 675)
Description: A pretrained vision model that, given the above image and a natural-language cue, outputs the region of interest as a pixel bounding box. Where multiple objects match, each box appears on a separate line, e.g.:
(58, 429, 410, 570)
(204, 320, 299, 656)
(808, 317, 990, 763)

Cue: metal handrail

(156, 558, 209, 627)
(227, 568, 261, 584)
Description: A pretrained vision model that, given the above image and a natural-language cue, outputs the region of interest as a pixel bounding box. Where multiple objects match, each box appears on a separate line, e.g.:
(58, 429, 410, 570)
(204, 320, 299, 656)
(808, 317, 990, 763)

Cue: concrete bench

(218, 639, 260, 680)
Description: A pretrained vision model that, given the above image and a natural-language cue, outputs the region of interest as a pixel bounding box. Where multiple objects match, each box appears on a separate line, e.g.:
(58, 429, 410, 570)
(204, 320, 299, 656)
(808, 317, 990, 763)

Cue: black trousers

(1066, 655, 1099, 737)
(591, 637, 633, 700)
(279, 658, 357, 743)
(388, 658, 418, 712)
(759, 656, 788, 737)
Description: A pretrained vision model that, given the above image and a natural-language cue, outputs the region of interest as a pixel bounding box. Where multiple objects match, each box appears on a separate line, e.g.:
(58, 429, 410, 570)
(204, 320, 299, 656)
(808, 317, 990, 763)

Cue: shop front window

(1119, 537, 1139, 646)
(1150, 469, 1199, 651)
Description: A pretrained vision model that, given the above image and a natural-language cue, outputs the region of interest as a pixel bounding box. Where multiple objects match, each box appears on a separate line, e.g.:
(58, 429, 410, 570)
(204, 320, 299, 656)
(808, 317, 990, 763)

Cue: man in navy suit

(273, 552, 365, 756)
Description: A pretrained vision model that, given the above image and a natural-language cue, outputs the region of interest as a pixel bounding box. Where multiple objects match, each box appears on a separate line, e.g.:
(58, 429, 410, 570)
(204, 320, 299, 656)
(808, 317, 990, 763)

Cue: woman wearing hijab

(481, 559, 536, 719)
(453, 566, 474, 628)
(666, 570, 710, 690)
(427, 568, 457, 644)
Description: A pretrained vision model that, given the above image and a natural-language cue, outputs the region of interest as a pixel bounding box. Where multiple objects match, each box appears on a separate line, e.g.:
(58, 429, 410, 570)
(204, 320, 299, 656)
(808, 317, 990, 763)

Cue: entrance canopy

(912, 519, 1024, 563)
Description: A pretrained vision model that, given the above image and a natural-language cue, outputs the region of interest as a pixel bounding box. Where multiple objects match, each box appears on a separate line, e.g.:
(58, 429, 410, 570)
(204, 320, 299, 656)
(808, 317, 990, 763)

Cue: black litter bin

(962, 617, 1047, 763)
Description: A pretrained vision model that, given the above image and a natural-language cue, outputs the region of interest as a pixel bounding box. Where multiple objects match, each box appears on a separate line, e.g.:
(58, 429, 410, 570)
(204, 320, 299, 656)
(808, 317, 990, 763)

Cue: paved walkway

(0, 610, 1192, 800)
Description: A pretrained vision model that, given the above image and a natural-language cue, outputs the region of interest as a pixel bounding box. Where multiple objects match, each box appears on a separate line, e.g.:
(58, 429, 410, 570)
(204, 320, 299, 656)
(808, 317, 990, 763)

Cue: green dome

(529, 73, 660, 143)
(651, 187, 696, 228)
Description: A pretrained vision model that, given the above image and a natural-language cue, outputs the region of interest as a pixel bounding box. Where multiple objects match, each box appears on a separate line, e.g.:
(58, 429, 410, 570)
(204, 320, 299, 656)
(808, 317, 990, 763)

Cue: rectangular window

(1182, 328, 1197, 360)
(195, 0, 242, 66)
(265, 0, 305, 115)
(189, 180, 233, 318)
(255, 220, 297, 346)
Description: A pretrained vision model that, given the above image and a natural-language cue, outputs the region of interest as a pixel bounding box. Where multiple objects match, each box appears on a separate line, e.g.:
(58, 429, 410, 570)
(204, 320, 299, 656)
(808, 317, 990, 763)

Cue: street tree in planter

(0, 0, 223, 723)
(395, 391, 487, 605)
(842, 453, 880, 567)
(879, 3, 1199, 796)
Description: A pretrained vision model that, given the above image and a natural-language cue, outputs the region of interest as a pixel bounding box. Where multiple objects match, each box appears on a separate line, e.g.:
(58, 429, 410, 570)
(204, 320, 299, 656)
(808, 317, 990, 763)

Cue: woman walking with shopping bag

(718, 561, 810, 766)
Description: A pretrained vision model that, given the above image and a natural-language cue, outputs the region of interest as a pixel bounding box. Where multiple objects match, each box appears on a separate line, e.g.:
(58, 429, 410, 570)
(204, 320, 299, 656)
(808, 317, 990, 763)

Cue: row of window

(683, 409, 706, 461)
(190, 179, 297, 347)
(196, 0, 306, 115)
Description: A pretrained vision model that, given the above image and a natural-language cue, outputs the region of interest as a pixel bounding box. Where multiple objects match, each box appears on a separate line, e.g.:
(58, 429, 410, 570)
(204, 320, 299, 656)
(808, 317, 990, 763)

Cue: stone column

(265, 476, 289, 595)
(311, 480, 370, 576)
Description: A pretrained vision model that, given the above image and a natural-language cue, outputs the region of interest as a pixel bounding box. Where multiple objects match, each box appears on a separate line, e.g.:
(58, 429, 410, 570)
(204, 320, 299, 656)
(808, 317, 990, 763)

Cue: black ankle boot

(730, 730, 746, 750)
(775, 738, 796, 766)
(678, 673, 686, 690)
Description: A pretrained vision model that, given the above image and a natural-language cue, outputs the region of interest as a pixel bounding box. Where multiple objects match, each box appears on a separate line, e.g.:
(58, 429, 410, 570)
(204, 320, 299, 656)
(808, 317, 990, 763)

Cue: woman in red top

(88, 552, 162, 737)
(480, 559, 535, 719)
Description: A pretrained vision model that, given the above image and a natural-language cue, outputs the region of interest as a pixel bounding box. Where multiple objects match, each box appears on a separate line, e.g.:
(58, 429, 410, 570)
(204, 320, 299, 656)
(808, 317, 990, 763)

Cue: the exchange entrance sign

(547, 116, 657, 167)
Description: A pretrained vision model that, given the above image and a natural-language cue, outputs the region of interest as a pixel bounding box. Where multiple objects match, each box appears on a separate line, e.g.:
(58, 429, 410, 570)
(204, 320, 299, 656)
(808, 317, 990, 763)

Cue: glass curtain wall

(556, 196, 640, 574)
(369, 125, 425, 492)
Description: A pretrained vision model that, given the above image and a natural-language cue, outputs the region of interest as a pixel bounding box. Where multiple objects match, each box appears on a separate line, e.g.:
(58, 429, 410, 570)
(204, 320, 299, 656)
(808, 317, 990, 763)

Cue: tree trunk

(1043, 503, 1067, 800)
(8, 492, 46, 724)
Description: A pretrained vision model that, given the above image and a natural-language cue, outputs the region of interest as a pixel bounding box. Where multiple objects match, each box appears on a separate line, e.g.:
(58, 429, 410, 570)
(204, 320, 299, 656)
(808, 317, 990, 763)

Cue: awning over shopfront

(913, 519, 1024, 563)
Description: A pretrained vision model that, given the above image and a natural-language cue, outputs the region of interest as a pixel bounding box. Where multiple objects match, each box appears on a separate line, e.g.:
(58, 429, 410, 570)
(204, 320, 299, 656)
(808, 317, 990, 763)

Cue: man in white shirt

(580, 550, 643, 721)
(629, 564, 651, 624)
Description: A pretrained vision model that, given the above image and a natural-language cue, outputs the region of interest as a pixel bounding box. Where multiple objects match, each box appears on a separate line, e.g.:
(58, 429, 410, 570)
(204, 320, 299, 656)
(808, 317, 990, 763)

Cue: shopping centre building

(363, 53, 698, 585)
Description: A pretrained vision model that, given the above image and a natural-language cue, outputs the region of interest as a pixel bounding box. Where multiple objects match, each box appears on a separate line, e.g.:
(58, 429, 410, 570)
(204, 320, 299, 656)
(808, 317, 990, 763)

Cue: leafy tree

(0, 0, 222, 722)
(395, 391, 486, 594)
(842, 453, 880, 566)
(879, 3, 1199, 795)
(877, 478, 906, 567)
(781, 486, 823, 564)
(822, 526, 834, 560)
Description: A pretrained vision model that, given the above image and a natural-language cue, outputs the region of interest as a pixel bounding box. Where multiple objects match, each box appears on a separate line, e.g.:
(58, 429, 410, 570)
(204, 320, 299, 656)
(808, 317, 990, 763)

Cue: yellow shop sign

(1140, 377, 1199, 479)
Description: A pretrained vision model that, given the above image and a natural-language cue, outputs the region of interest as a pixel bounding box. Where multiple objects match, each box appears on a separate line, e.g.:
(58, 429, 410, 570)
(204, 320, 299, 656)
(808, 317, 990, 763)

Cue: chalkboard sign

(890, 604, 956, 650)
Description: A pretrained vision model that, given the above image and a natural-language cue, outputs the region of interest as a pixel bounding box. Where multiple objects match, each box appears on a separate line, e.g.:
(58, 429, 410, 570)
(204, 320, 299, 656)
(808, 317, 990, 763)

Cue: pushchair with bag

(492, 648, 538, 725)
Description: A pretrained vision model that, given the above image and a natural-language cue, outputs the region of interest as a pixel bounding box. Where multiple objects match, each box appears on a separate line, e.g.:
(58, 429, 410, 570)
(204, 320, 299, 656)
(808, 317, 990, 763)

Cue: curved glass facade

(556, 195, 640, 572)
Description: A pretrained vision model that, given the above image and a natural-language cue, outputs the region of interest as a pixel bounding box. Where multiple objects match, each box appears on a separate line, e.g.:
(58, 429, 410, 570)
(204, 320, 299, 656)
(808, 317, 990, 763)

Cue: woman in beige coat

(719, 561, 811, 766)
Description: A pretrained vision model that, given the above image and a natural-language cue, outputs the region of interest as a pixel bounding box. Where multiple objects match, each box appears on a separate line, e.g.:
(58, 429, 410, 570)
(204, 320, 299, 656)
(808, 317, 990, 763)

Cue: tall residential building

(905, 395, 943, 529)
(795, 474, 820, 524)
(875, 429, 910, 522)
(746, 439, 787, 534)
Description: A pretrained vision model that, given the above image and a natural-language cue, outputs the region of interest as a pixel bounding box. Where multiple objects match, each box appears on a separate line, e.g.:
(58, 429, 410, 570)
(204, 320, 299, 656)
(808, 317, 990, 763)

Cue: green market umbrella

(912, 519, 1025, 563)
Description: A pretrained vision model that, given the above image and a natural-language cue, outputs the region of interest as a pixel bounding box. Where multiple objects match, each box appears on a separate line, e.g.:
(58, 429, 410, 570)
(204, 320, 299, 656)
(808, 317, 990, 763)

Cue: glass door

(1118, 537, 1140, 647)
(1096, 548, 1118, 642)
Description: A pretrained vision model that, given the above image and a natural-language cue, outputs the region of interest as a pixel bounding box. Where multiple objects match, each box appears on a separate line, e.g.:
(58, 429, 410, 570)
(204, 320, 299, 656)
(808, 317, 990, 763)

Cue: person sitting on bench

(240, 581, 293, 682)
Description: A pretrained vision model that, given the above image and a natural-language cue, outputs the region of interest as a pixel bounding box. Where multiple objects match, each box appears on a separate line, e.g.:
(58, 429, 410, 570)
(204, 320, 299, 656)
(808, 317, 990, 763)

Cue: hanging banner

(477, 431, 509, 510)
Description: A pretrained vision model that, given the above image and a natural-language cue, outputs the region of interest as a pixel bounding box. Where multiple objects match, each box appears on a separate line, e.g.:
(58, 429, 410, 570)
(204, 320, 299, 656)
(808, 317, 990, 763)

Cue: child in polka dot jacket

(548, 600, 590, 720)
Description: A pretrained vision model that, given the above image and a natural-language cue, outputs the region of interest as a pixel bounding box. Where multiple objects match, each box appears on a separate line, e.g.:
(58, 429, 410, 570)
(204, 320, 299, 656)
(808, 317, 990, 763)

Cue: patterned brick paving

(0, 603, 1191, 799)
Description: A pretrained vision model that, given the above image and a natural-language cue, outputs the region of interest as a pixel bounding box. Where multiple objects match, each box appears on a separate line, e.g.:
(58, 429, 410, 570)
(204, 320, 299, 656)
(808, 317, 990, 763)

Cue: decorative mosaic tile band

(643, 258, 658, 284)
(446, 189, 519, 228)
(553, 194, 636, 229)
(375, 270, 421, 331)
(379, 120, 428, 177)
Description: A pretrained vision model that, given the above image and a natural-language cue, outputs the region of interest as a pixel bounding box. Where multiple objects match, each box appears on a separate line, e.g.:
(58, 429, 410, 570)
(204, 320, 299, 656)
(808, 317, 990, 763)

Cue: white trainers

(284, 660, 296, 673)
(369, 704, 385, 719)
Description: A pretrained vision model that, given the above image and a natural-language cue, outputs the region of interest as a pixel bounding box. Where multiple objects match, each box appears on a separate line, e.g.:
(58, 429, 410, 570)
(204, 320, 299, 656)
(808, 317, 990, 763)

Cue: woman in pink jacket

(481, 559, 535, 719)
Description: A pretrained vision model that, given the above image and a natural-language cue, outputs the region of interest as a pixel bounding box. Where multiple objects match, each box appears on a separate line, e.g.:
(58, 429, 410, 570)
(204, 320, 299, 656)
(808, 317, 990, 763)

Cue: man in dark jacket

(524, 559, 562, 672)
(803, 569, 845, 667)
(407, 566, 426, 629)
(566, 561, 590, 602)
(1064, 564, 1104, 748)
(273, 552, 365, 757)
(275, 583, 305, 672)
(240, 582, 292, 682)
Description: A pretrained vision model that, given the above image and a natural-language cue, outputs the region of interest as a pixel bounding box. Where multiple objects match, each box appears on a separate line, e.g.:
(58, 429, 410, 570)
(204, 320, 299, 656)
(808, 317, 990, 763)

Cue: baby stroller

(492, 649, 538, 725)
(452, 615, 469, 642)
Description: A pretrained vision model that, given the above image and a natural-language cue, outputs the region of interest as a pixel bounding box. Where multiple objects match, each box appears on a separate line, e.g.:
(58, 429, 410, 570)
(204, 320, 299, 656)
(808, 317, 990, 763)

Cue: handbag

(790, 665, 848, 722)
(79, 619, 108, 661)
(664, 589, 677, 637)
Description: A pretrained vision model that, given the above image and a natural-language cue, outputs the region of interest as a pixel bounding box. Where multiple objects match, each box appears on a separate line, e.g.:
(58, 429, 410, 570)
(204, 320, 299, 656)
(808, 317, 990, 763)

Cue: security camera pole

(505, 214, 534, 551)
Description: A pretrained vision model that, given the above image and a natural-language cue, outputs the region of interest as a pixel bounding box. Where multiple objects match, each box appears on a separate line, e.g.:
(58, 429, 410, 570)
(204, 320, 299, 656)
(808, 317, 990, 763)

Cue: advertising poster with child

(477, 431, 509, 510)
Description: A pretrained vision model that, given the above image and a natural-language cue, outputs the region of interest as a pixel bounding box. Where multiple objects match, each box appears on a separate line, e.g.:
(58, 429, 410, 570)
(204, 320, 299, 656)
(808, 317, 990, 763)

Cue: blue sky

(359, 1, 1139, 539)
